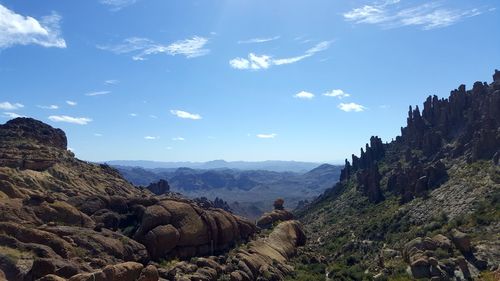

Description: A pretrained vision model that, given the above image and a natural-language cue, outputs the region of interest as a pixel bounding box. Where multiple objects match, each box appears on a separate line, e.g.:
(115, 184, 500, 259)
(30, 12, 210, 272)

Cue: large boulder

(134, 205, 172, 240)
(143, 225, 180, 260)
(451, 229, 471, 254)
(256, 210, 293, 229)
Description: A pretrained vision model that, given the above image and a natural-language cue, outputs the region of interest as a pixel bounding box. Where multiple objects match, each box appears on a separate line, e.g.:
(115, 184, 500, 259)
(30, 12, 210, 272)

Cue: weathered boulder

(432, 234, 452, 250)
(256, 210, 293, 229)
(451, 229, 471, 254)
(134, 205, 172, 240)
(137, 265, 158, 281)
(143, 225, 180, 260)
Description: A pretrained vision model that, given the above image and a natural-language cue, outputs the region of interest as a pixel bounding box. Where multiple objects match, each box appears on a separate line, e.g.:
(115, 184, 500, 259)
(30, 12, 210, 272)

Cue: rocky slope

(0, 118, 306, 281)
(291, 71, 500, 280)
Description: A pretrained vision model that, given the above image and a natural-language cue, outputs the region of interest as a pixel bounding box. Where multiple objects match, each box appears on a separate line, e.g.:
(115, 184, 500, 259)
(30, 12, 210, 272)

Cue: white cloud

(129, 113, 138, 117)
(2, 112, 26, 118)
(229, 57, 250, 69)
(85, 91, 110, 96)
(98, 36, 210, 60)
(238, 36, 280, 44)
(166, 146, 173, 150)
(257, 133, 277, 139)
(144, 136, 158, 140)
(149, 114, 158, 119)
(0, 5, 66, 49)
(343, 1, 486, 30)
(94, 133, 103, 137)
(170, 109, 202, 120)
(172, 137, 185, 141)
(294, 91, 315, 99)
(104, 79, 119, 85)
(99, 0, 138, 11)
(0, 102, 24, 110)
(66, 100, 77, 106)
(230, 41, 331, 70)
(273, 54, 310, 66)
(37, 104, 59, 110)
(338, 102, 366, 112)
(323, 89, 350, 99)
(48, 115, 92, 125)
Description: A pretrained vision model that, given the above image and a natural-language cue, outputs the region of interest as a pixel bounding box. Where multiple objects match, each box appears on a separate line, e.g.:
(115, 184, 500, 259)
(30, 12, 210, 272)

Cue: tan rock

(137, 265, 159, 281)
(144, 224, 180, 259)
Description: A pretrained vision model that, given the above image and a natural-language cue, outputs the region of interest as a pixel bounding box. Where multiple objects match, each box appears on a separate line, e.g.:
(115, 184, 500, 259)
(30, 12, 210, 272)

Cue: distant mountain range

(113, 163, 343, 219)
(105, 159, 327, 173)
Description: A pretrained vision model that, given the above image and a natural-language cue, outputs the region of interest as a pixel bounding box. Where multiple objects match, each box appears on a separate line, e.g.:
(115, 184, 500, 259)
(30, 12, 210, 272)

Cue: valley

(113, 163, 341, 219)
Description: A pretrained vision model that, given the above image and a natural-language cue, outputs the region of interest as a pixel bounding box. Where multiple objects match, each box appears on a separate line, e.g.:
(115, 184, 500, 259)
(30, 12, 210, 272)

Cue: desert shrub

(285, 263, 326, 281)
(158, 258, 179, 269)
(327, 262, 368, 281)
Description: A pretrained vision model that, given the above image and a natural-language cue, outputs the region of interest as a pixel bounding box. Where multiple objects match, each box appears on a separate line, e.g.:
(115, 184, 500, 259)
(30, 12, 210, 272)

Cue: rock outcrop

(0, 118, 261, 281)
(296, 71, 500, 281)
(402, 230, 489, 280)
(145, 179, 170, 195)
(165, 220, 306, 281)
(336, 71, 499, 203)
(256, 199, 294, 229)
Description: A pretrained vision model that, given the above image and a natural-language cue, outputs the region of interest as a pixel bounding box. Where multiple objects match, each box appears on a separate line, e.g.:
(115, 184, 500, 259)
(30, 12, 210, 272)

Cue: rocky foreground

(0, 118, 305, 281)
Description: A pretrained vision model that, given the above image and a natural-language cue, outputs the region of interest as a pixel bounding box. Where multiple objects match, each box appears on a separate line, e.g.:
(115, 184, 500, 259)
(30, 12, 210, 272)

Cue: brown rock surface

(0, 118, 259, 280)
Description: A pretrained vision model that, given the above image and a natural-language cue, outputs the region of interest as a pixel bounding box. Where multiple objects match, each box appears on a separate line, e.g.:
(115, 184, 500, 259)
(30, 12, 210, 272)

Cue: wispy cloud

(129, 113, 138, 117)
(99, 0, 138, 11)
(323, 89, 350, 99)
(338, 102, 366, 112)
(85, 91, 110, 96)
(166, 146, 173, 150)
(170, 109, 202, 120)
(0, 102, 24, 110)
(344, 1, 486, 30)
(0, 4, 66, 49)
(2, 112, 26, 118)
(238, 36, 280, 44)
(257, 133, 277, 139)
(94, 133, 103, 137)
(37, 104, 59, 110)
(172, 137, 185, 141)
(230, 41, 332, 70)
(66, 100, 77, 106)
(104, 79, 119, 85)
(149, 114, 158, 119)
(48, 115, 92, 125)
(144, 136, 158, 140)
(294, 91, 315, 99)
(98, 36, 210, 61)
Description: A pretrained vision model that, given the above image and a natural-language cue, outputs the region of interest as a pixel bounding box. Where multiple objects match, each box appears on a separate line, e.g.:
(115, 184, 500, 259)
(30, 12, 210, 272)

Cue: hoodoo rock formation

(296, 71, 500, 281)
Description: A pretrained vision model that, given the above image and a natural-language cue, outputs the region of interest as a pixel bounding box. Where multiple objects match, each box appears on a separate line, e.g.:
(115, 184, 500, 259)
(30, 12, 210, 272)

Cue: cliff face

(338, 71, 499, 204)
(0, 118, 262, 281)
(294, 71, 500, 280)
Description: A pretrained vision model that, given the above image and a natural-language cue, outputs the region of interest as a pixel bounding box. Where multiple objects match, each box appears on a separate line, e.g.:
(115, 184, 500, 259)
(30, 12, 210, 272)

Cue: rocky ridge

(293, 71, 500, 280)
(0, 118, 304, 281)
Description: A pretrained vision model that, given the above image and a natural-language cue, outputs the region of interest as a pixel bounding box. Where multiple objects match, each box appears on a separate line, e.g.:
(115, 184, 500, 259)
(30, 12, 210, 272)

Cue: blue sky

(0, 0, 499, 163)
